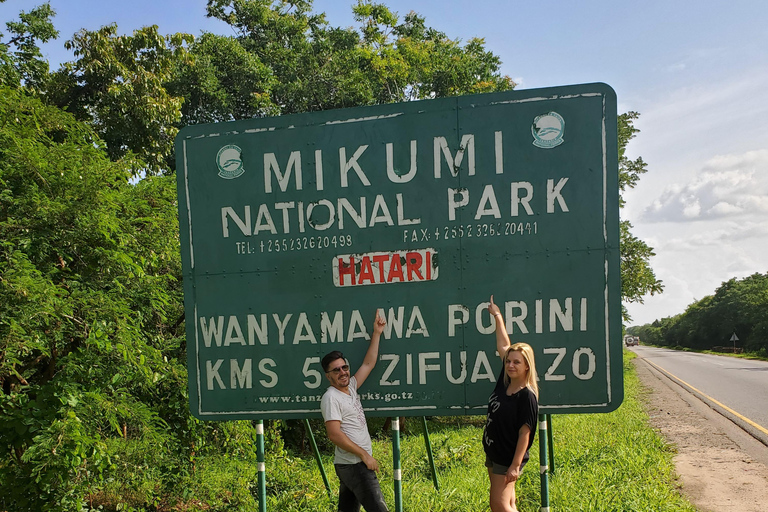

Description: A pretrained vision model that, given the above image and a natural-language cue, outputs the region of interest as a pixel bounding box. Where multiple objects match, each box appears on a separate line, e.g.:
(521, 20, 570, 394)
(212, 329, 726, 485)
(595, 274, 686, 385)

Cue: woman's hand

(488, 295, 501, 317)
(489, 294, 510, 358)
(505, 464, 521, 484)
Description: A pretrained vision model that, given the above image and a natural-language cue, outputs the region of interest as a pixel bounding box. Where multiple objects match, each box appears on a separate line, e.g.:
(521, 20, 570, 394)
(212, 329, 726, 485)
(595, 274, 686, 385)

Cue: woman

(484, 295, 539, 512)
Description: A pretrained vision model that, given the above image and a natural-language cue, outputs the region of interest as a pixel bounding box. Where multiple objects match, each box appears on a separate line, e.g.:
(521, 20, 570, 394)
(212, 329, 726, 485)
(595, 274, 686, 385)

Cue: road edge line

(643, 358, 768, 447)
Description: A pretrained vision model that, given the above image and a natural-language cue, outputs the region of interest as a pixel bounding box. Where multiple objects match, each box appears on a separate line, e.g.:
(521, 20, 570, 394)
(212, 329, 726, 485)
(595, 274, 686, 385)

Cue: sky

(2, 0, 766, 327)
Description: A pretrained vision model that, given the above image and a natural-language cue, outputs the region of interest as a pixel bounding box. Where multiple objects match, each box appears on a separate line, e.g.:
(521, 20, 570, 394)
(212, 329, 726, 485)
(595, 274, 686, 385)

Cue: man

(320, 311, 389, 512)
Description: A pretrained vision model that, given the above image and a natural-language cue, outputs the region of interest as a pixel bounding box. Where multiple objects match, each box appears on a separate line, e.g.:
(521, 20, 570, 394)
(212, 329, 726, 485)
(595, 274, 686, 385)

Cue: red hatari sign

(332, 248, 438, 287)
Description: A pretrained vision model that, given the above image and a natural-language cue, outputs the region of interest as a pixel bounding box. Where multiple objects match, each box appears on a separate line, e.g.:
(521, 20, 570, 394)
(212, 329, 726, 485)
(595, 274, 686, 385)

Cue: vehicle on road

(624, 335, 639, 347)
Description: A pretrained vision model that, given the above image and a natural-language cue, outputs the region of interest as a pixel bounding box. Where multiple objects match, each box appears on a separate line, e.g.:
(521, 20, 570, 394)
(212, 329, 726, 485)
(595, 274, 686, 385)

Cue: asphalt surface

(630, 345, 768, 446)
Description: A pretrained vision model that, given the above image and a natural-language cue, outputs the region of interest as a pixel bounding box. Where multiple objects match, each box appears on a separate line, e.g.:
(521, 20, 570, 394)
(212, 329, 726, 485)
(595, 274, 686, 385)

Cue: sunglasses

(326, 364, 350, 375)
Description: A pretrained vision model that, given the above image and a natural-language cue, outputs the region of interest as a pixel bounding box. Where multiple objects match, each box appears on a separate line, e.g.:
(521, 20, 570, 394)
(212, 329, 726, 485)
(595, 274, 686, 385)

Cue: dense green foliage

(628, 272, 768, 356)
(1, 0, 665, 510)
(47, 0, 514, 175)
(0, 84, 265, 511)
(46, 24, 194, 174)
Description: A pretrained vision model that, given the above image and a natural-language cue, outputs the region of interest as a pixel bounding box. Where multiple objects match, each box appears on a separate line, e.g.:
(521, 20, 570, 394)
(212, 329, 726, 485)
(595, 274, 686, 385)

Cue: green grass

(541, 351, 696, 512)
(243, 350, 696, 512)
(122, 350, 694, 511)
(702, 349, 768, 361)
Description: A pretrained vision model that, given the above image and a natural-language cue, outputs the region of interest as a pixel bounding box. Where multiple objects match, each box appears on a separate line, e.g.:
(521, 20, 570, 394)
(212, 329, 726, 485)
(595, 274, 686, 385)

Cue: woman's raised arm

(488, 295, 510, 360)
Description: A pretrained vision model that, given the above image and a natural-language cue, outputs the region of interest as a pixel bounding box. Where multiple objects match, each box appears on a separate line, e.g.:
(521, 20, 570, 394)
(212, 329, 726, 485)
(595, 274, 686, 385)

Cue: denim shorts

(334, 462, 389, 512)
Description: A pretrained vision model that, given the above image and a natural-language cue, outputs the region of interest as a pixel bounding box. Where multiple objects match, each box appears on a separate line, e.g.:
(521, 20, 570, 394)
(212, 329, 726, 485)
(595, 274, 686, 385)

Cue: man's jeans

(334, 462, 389, 512)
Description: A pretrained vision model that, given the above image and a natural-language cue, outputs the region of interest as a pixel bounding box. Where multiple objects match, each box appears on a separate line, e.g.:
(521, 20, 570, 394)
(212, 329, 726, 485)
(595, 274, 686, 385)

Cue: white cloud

(625, 217, 767, 325)
(624, 81, 768, 325)
(665, 62, 687, 72)
(653, 219, 767, 253)
(623, 69, 768, 193)
(641, 149, 768, 222)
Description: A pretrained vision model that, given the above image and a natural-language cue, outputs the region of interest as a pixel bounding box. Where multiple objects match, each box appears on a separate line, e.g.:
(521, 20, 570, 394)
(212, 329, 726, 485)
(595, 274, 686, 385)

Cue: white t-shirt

(320, 376, 372, 464)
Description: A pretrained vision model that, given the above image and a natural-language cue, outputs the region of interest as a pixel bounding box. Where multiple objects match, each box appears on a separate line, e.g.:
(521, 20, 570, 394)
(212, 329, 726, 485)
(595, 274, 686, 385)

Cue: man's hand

(373, 311, 386, 335)
(362, 453, 380, 472)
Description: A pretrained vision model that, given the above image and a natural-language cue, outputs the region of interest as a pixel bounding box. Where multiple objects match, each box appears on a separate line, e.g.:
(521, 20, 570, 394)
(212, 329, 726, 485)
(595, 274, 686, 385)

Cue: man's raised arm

(354, 310, 386, 389)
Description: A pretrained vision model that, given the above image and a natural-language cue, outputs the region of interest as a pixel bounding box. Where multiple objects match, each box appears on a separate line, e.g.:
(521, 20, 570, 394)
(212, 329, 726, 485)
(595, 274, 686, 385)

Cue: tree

(709, 273, 768, 353)
(206, 0, 379, 113)
(45, 1, 514, 175)
(167, 32, 278, 124)
(628, 273, 768, 354)
(0, 83, 221, 510)
(0, 0, 58, 90)
(204, 0, 514, 114)
(46, 24, 193, 175)
(350, 1, 513, 101)
(2, 3, 521, 507)
(618, 112, 663, 321)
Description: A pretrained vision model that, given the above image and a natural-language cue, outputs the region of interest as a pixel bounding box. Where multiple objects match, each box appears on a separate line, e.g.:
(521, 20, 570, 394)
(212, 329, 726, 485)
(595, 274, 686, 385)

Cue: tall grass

(540, 351, 696, 512)
(178, 351, 695, 511)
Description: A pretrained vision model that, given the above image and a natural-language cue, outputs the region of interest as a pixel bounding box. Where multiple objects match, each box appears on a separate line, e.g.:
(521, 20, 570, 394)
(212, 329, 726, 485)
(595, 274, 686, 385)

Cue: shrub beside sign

(175, 82, 623, 420)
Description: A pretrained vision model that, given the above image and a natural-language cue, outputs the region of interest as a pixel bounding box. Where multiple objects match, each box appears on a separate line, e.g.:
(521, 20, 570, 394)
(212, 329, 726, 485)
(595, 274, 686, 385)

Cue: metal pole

(421, 416, 440, 490)
(256, 420, 267, 512)
(392, 417, 403, 512)
(546, 413, 555, 475)
(303, 419, 331, 496)
(538, 414, 550, 512)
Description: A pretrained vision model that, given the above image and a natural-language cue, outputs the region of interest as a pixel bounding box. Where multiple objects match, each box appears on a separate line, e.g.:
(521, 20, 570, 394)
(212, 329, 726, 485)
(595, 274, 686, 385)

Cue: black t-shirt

(482, 365, 539, 467)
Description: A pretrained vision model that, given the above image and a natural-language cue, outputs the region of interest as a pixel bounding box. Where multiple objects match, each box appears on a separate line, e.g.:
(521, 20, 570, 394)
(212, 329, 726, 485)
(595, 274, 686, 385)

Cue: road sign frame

(176, 82, 623, 420)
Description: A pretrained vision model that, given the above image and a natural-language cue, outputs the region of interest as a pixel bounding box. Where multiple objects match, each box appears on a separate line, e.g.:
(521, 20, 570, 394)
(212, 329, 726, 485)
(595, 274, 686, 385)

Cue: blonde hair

(504, 343, 539, 399)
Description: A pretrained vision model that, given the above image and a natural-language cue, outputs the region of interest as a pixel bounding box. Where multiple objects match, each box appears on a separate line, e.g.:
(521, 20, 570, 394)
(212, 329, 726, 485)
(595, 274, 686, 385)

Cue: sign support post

(392, 418, 403, 512)
(546, 413, 555, 475)
(304, 419, 331, 496)
(256, 420, 266, 512)
(539, 414, 551, 512)
(421, 417, 440, 490)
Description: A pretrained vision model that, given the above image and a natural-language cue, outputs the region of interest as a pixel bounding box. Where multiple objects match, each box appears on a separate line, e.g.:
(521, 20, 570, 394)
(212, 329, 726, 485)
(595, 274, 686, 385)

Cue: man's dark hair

(321, 351, 345, 372)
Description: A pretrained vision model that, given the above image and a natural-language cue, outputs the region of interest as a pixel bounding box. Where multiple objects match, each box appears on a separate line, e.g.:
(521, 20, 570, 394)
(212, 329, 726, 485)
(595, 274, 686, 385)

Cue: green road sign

(176, 82, 622, 420)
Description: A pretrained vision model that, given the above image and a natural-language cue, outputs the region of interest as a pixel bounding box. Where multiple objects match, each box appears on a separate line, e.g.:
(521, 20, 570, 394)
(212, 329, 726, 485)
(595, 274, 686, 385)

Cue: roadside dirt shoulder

(632, 355, 768, 512)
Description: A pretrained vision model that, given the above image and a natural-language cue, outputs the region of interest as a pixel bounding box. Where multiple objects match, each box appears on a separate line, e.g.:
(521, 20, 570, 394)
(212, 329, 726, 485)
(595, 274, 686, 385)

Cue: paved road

(629, 345, 768, 443)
